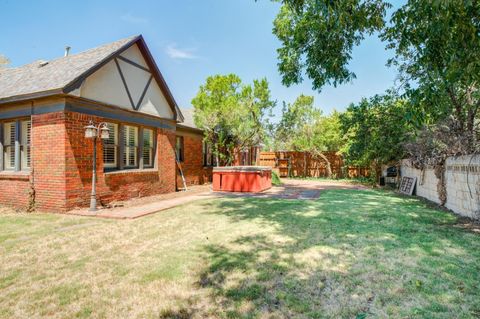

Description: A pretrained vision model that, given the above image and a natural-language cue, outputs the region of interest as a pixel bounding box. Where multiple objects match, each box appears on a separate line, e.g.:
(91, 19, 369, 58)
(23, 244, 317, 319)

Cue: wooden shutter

(142, 129, 154, 167)
(3, 122, 15, 170)
(20, 120, 31, 169)
(103, 123, 118, 168)
(123, 125, 138, 167)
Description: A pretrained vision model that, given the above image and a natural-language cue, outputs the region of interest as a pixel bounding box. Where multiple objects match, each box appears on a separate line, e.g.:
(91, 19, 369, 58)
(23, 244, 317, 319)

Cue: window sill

(104, 168, 158, 176)
(0, 170, 30, 180)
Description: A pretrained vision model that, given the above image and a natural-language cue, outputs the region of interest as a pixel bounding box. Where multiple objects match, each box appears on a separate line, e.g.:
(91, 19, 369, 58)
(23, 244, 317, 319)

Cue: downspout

(28, 101, 35, 212)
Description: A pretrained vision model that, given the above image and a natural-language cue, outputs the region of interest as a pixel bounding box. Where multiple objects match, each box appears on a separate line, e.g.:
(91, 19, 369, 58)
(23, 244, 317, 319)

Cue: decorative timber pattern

(113, 55, 153, 111)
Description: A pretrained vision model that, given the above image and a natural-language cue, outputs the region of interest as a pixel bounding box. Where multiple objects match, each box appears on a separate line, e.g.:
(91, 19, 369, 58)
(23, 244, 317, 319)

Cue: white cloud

(120, 13, 149, 24)
(165, 43, 198, 60)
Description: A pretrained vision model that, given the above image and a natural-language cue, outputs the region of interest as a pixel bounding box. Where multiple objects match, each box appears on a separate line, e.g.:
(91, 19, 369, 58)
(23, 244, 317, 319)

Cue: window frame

(0, 118, 31, 172)
(202, 141, 215, 167)
(102, 123, 118, 169)
(20, 120, 31, 170)
(123, 125, 139, 168)
(142, 128, 155, 168)
(102, 122, 156, 172)
(175, 135, 184, 163)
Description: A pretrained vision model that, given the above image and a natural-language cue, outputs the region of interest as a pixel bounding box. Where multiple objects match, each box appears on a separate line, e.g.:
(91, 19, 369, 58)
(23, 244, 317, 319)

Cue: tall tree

(192, 74, 275, 165)
(382, 0, 480, 153)
(273, 0, 389, 90)
(340, 93, 413, 175)
(273, 1, 480, 139)
(275, 95, 342, 176)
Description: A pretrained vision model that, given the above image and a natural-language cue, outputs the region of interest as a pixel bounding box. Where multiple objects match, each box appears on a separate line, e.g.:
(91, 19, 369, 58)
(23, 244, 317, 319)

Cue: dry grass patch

(1, 189, 480, 318)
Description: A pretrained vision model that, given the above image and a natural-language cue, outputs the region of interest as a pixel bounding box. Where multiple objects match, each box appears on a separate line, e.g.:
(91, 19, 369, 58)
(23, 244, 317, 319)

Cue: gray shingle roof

(0, 36, 138, 102)
(178, 108, 198, 129)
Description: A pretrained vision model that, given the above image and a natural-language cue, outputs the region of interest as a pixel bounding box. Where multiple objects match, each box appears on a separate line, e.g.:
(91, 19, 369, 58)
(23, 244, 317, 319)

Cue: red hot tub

(212, 166, 272, 193)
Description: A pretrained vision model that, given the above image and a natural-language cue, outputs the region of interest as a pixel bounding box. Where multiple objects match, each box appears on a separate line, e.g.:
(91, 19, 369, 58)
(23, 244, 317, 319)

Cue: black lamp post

(84, 121, 110, 212)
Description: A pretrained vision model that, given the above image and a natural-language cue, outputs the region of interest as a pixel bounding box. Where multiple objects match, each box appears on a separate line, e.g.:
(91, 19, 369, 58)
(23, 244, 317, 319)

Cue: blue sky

(0, 0, 403, 118)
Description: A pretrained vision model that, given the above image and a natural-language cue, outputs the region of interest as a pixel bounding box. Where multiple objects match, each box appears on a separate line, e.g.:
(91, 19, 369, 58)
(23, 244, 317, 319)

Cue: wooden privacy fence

(258, 151, 370, 178)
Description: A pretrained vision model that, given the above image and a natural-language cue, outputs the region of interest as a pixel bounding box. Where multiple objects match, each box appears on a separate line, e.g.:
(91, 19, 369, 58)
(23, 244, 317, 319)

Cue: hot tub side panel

(213, 170, 271, 192)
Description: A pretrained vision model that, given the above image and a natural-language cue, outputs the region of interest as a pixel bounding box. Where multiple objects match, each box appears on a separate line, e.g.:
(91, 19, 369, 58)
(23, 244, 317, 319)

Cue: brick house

(0, 35, 211, 212)
(175, 108, 213, 188)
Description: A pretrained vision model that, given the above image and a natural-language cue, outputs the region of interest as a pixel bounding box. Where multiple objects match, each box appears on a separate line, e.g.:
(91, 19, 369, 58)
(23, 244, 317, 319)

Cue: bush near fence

(258, 151, 369, 178)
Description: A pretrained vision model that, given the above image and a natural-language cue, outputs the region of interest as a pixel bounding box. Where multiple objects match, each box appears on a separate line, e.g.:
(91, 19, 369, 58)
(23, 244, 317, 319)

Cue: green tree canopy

(272, 0, 480, 168)
(382, 0, 480, 151)
(274, 95, 342, 176)
(340, 93, 413, 171)
(273, 0, 389, 90)
(192, 74, 275, 165)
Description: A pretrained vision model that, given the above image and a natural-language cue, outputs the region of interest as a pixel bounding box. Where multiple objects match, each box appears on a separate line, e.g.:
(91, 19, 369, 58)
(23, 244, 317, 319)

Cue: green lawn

(1, 189, 479, 318)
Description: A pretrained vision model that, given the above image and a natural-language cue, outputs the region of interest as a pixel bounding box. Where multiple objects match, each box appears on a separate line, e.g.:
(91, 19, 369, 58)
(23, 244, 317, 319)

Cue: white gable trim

(77, 43, 174, 120)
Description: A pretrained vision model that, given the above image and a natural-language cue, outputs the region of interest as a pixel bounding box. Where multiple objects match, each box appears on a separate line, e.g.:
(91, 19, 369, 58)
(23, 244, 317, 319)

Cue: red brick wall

(175, 130, 212, 188)
(32, 111, 68, 211)
(62, 111, 177, 210)
(0, 109, 188, 212)
(0, 175, 31, 209)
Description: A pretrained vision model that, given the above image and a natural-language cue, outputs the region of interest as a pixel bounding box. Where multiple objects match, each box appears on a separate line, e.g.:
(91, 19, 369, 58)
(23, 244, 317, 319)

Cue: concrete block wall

(401, 156, 480, 219)
(401, 160, 441, 204)
(444, 155, 480, 219)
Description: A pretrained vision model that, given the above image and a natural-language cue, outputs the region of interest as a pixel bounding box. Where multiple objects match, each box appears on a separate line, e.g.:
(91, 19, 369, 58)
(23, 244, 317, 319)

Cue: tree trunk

(215, 143, 220, 167)
(317, 152, 332, 178)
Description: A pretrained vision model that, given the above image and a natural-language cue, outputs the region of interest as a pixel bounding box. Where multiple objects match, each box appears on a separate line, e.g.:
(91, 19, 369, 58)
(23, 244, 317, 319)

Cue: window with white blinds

(101, 123, 155, 171)
(102, 123, 118, 168)
(143, 129, 154, 167)
(2, 119, 30, 171)
(123, 125, 138, 167)
(20, 121, 31, 169)
(3, 122, 15, 170)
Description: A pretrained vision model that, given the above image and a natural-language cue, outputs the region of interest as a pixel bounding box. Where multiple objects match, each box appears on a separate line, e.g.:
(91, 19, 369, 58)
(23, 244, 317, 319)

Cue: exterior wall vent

(38, 60, 49, 68)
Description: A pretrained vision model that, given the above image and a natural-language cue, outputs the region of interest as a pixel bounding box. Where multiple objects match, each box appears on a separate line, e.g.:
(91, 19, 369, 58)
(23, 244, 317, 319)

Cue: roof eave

(0, 89, 65, 105)
(176, 124, 204, 134)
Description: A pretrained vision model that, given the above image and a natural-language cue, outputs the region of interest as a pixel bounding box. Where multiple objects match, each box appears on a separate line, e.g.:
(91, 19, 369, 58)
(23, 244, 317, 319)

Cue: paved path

(69, 185, 216, 219)
(68, 179, 367, 219)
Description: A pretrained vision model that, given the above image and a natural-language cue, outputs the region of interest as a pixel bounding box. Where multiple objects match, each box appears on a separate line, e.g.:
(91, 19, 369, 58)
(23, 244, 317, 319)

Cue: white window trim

(143, 128, 154, 168)
(124, 125, 138, 168)
(103, 123, 118, 168)
(1, 119, 31, 172)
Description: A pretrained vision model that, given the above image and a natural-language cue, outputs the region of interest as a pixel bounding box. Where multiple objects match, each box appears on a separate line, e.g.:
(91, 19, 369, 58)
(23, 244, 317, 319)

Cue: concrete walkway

(68, 179, 368, 219)
(69, 186, 216, 219)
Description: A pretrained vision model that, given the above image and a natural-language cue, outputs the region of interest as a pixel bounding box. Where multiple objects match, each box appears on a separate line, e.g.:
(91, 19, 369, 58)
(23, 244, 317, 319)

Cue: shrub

(272, 170, 282, 186)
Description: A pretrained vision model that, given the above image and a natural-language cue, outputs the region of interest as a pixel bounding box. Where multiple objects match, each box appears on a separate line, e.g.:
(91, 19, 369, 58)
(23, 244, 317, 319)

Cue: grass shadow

(181, 189, 480, 318)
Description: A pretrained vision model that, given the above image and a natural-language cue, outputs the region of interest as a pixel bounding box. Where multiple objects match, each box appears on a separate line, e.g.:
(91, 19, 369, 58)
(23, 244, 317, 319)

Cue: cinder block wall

(401, 160, 441, 204)
(401, 156, 480, 219)
(444, 155, 480, 218)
